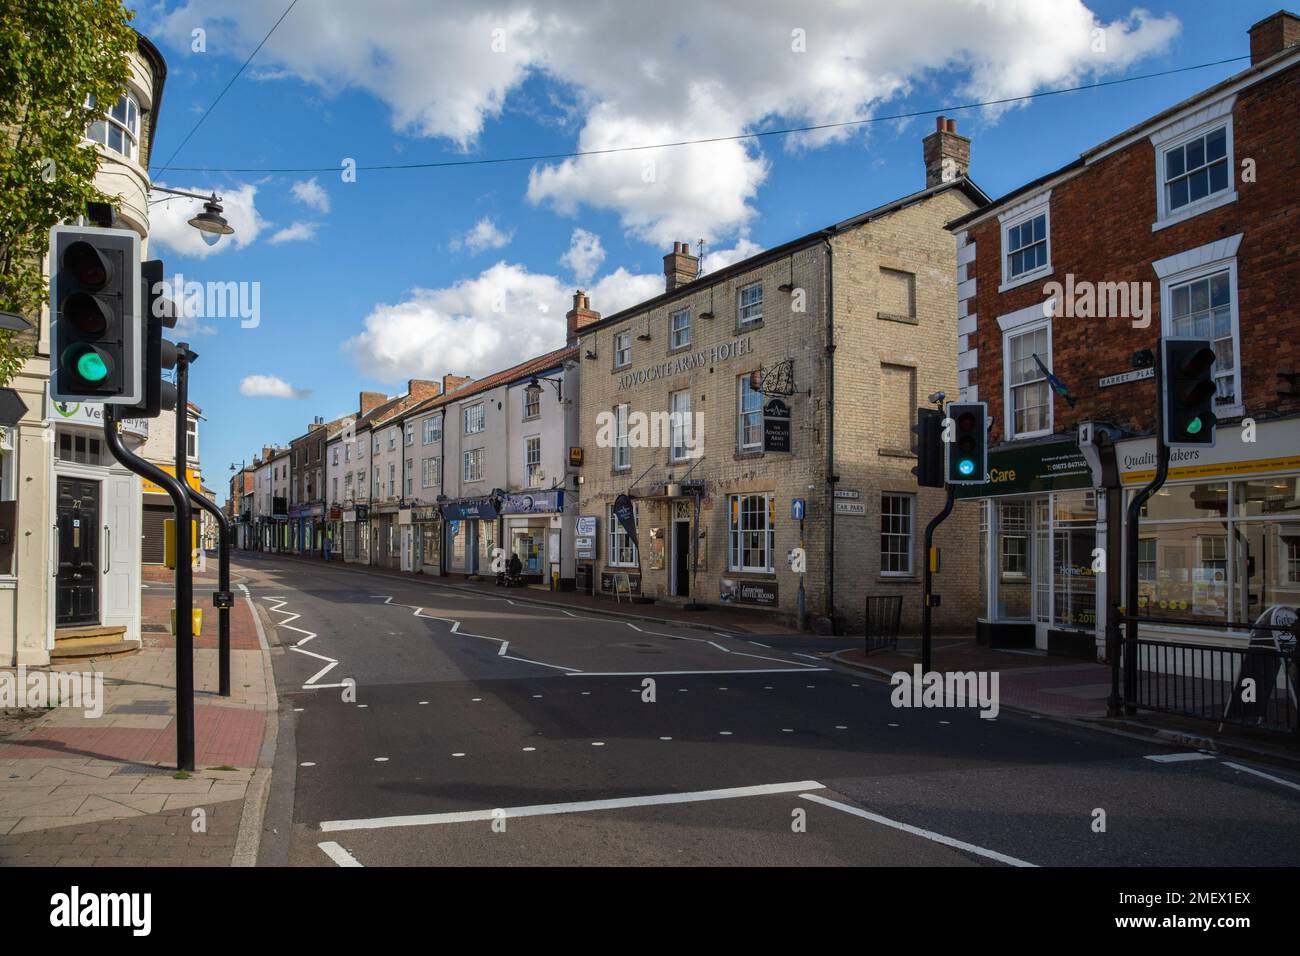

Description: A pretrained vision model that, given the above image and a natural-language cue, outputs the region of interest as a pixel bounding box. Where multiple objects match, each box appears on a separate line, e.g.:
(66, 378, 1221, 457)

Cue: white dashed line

(318, 841, 363, 867)
(1144, 752, 1216, 763)
(1223, 761, 1300, 791)
(300, 762, 316, 767)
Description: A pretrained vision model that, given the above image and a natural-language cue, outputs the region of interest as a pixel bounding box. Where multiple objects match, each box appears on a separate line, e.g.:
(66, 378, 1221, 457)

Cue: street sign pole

(921, 483, 956, 675)
(185, 484, 232, 697)
(173, 344, 196, 768)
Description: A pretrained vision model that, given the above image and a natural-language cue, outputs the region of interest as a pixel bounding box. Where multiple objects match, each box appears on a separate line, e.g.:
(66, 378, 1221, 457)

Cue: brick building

(573, 124, 988, 632)
(946, 10, 1300, 655)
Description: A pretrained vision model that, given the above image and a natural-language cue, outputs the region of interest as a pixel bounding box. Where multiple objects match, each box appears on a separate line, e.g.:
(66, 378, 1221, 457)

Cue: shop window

(880, 493, 914, 575)
(1138, 482, 1229, 520)
(608, 504, 638, 566)
(728, 493, 774, 573)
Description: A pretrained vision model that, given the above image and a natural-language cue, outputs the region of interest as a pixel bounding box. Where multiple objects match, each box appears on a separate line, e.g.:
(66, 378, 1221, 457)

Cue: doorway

(55, 476, 100, 627)
(672, 519, 691, 597)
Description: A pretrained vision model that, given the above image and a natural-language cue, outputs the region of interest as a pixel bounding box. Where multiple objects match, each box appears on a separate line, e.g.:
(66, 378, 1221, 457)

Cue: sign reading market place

(615, 335, 754, 391)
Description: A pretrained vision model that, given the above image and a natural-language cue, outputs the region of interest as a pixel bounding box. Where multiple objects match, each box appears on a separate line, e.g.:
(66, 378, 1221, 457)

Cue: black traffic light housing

(911, 407, 944, 488)
(945, 401, 988, 485)
(49, 225, 141, 404)
(1162, 337, 1217, 448)
(124, 259, 179, 419)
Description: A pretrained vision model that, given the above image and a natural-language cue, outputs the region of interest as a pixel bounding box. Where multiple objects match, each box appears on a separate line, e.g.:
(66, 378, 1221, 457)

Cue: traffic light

(125, 259, 178, 418)
(945, 401, 988, 485)
(1162, 337, 1217, 447)
(49, 225, 142, 404)
(911, 407, 944, 488)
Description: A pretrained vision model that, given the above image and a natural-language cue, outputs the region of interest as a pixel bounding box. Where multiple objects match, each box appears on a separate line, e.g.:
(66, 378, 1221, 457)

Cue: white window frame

(607, 504, 639, 567)
(388, 427, 398, 450)
(84, 92, 139, 161)
(422, 417, 441, 444)
(727, 493, 775, 573)
(524, 387, 540, 420)
(737, 374, 763, 452)
(670, 309, 691, 350)
(669, 390, 691, 462)
(463, 448, 483, 483)
(1154, 235, 1245, 418)
(464, 403, 485, 435)
(613, 331, 632, 370)
(185, 418, 198, 459)
(998, 194, 1052, 292)
(421, 457, 440, 489)
(388, 462, 396, 497)
(738, 283, 763, 327)
(524, 435, 542, 488)
(404, 423, 414, 446)
(614, 403, 630, 471)
(999, 301, 1055, 441)
(880, 493, 915, 576)
(1150, 97, 1237, 232)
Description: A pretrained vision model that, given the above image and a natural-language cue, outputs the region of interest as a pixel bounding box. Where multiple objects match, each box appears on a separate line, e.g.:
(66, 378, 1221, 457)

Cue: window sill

(878, 448, 916, 459)
(1007, 427, 1053, 442)
(998, 266, 1053, 295)
(733, 449, 764, 461)
(613, 363, 632, 373)
(877, 311, 919, 326)
(728, 569, 776, 577)
(879, 574, 917, 582)
(1152, 190, 1237, 233)
(667, 344, 692, 356)
(737, 320, 764, 333)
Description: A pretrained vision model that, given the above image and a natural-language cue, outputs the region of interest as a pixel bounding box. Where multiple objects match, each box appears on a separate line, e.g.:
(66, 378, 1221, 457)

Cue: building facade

(946, 11, 1300, 655)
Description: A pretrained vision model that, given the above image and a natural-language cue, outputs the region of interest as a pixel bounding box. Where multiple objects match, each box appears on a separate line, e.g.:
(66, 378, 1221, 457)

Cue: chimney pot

(663, 241, 700, 293)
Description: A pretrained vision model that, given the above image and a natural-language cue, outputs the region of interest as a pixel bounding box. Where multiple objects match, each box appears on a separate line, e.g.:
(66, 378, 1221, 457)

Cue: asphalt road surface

(237, 552, 1300, 868)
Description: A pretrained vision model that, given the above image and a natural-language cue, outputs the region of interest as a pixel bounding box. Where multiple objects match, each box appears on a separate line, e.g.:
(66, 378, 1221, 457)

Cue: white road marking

(800, 793, 1036, 867)
(568, 667, 830, 677)
(374, 757, 388, 762)
(318, 841, 363, 867)
(1223, 761, 1300, 792)
(498, 642, 509, 656)
(300, 762, 316, 767)
(748, 641, 771, 648)
(266, 596, 340, 689)
(591, 741, 605, 747)
(319, 780, 827, 832)
(794, 653, 821, 661)
(1144, 752, 1216, 763)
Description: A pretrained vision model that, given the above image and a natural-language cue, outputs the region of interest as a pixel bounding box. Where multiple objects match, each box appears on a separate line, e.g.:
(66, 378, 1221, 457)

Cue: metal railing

(865, 595, 902, 654)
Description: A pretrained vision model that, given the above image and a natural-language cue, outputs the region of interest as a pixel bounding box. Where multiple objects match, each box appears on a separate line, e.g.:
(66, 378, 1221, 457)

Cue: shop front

(411, 506, 442, 574)
(441, 497, 499, 576)
(342, 504, 370, 564)
(326, 506, 342, 560)
(372, 504, 399, 569)
(960, 439, 1100, 655)
(502, 490, 568, 587)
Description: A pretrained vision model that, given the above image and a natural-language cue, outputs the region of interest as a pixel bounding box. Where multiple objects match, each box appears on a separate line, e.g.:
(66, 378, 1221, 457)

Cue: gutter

(823, 238, 835, 632)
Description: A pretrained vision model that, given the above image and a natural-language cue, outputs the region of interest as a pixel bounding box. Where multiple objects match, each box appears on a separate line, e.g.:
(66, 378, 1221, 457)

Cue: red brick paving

(141, 593, 261, 650)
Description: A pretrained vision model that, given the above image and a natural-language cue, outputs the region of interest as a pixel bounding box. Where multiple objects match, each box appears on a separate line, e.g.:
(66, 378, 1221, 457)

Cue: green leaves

(0, 0, 136, 385)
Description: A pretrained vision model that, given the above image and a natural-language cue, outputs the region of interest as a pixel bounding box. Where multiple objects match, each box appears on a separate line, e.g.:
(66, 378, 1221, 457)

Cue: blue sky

(124, 1, 1278, 501)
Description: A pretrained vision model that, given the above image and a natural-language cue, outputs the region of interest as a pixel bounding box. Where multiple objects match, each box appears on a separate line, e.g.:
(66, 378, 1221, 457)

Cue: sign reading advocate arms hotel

(616, 336, 753, 391)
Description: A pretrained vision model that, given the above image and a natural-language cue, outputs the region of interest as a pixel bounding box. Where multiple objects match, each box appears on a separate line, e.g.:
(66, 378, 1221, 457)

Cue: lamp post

(149, 186, 234, 247)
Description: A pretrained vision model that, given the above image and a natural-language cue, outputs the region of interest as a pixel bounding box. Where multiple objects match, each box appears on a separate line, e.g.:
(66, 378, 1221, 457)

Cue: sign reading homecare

(954, 440, 1092, 499)
(616, 336, 753, 391)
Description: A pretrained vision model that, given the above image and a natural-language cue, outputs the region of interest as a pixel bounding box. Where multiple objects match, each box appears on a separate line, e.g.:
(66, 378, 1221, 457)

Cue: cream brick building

(573, 120, 988, 633)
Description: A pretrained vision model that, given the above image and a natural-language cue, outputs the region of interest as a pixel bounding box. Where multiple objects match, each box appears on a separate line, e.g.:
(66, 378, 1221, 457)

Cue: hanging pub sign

(763, 398, 791, 453)
(612, 493, 638, 548)
(355, 504, 369, 521)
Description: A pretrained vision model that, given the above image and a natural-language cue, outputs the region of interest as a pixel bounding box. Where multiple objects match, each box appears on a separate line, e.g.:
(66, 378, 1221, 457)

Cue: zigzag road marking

(265, 596, 340, 689)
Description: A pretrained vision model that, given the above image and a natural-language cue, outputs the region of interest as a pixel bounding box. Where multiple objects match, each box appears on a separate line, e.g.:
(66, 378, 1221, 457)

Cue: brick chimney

(1249, 10, 1300, 65)
(566, 289, 601, 344)
(923, 116, 971, 188)
(663, 241, 699, 292)
(359, 391, 386, 415)
(442, 373, 472, 395)
(407, 379, 441, 401)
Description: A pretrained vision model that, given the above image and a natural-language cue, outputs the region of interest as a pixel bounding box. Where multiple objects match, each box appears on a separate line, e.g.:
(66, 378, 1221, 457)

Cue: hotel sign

(615, 335, 753, 391)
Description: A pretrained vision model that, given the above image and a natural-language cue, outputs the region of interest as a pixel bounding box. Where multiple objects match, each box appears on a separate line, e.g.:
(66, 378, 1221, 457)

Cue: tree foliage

(0, 0, 136, 386)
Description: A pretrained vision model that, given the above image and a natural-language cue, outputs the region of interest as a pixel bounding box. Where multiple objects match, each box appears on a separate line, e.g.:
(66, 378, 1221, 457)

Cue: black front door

(56, 477, 100, 627)
(673, 521, 691, 597)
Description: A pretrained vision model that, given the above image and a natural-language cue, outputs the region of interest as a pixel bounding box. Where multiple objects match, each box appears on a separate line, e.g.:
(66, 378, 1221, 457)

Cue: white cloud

(268, 221, 318, 244)
(239, 374, 311, 399)
(701, 238, 763, 275)
(153, 1, 1178, 245)
(147, 183, 266, 259)
(291, 176, 331, 213)
(451, 217, 513, 253)
(559, 228, 605, 284)
(344, 260, 660, 383)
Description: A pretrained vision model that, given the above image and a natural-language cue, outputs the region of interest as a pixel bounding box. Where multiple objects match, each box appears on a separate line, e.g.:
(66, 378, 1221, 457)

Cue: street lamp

(525, 375, 564, 403)
(150, 186, 235, 247)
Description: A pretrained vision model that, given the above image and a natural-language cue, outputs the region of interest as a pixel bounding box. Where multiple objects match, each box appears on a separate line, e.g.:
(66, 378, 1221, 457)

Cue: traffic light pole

(102, 406, 196, 771)
(921, 483, 956, 675)
(184, 484, 231, 697)
(1122, 349, 1170, 716)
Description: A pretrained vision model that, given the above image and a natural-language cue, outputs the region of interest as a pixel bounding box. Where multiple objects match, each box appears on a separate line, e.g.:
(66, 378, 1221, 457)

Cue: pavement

(0, 567, 276, 866)
(236, 551, 1300, 868)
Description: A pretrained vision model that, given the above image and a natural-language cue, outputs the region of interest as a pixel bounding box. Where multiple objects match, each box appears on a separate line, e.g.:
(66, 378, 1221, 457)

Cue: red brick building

(946, 11, 1300, 656)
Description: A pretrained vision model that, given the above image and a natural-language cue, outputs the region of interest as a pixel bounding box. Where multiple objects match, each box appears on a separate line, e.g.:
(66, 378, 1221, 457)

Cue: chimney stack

(441, 373, 472, 395)
(566, 289, 601, 344)
(923, 116, 971, 188)
(663, 241, 699, 292)
(1249, 10, 1300, 65)
(407, 379, 441, 401)
(359, 391, 386, 416)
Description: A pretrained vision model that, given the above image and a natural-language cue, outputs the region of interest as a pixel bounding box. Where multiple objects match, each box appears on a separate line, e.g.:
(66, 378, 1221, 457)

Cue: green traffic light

(75, 350, 109, 383)
(1186, 417, 1203, 435)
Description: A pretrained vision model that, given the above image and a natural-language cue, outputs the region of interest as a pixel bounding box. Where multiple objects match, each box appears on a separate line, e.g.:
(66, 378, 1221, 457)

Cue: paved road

(237, 552, 1300, 868)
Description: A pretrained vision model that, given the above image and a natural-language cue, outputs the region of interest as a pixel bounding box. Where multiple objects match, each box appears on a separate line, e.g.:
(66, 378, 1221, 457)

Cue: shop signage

(575, 536, 596, 559)
(355, 504, 369, 521)
(342, 510, 356, 522)
(328, 507, 342, 520)
(576, 515, 598, 537)
(834, 501, 866, 516)
(600, 570, 641, 595)
(833, 489, 860, 500)
(720, 578, 778, 607)
(440, 498, 498, 520)
(503, 490, 564, 514)
(46, 396, 149, 442)
(954, 440, 1092, 499)
(763, 398, 791, 453)
(1099, 367, 1154, 388)
(1118, 418, 1300, 485)
(142, 465, 203, 497)
(615, 335, 753, 391)
(569, 446, 584, 467)
(612, 494, 637, 546)
(411, 507, 440, 522)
